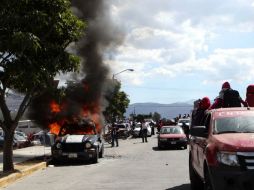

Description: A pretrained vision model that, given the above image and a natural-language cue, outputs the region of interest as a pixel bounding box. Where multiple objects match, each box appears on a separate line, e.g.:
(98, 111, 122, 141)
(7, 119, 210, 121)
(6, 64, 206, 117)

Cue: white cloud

(151, 48, 254, 82)
(107, 0, 254, 87)
(203, 48, 254, 82)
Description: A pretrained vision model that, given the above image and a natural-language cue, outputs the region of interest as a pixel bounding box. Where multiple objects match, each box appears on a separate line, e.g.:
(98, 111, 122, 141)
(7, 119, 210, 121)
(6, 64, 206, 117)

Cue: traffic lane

(5, 136, 191, 190)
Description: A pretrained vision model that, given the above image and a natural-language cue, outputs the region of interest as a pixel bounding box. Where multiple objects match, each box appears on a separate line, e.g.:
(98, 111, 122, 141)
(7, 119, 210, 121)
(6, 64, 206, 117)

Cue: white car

(177, 118, 190, 135)
(32, 131, 55, 146)
(132, 122, 152, 137)
(177, 118, 190, 127)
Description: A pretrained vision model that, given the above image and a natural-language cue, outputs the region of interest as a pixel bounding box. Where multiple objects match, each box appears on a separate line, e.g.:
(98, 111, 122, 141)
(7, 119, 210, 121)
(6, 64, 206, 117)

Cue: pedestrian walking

(111, 123, 119, 147)
(150, 122, 155, 135)
(141, 120, 148, 143)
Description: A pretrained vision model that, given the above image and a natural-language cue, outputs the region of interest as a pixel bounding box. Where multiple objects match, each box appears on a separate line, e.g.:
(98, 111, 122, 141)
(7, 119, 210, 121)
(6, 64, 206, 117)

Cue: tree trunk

(3, 131, 14, 172)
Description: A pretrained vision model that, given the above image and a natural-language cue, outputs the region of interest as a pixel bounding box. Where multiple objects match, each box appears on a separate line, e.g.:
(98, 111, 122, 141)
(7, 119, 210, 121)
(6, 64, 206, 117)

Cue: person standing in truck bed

(210, 81, 246, 109)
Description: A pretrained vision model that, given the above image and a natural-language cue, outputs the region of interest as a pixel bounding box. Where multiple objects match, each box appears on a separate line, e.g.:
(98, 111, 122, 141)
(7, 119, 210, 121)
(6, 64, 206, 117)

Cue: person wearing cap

(210, 81, 245, 109)
(192, 96, 211, 126)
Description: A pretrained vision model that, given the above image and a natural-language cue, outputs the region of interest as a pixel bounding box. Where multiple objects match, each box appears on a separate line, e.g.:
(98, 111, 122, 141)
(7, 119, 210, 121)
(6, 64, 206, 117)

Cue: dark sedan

(51, 120, 104, 163)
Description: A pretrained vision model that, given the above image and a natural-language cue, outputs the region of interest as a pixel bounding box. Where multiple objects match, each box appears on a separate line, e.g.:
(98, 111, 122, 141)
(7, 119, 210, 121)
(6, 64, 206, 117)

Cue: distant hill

(4, 92, 194, 120)
(125, 102, 194, 119)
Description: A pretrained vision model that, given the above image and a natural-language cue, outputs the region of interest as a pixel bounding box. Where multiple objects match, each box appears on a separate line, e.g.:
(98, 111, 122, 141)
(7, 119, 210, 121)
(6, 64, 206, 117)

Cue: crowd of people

(192, 82, 254, 126)
(108, 81, 254, 147)
(109, 119, 152, 147)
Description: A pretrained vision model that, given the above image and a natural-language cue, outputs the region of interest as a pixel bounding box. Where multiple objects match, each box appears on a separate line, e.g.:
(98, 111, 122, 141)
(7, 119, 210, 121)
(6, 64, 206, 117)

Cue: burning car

(51, 119, 104, 163)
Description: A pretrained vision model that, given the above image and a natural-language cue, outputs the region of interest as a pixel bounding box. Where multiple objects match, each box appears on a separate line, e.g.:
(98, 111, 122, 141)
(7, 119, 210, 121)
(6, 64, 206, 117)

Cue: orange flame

(49, 122, 61, 135)
(81, 102, 102, 134)
(50, 100, 61, 113)
(48, 83, 103, 136)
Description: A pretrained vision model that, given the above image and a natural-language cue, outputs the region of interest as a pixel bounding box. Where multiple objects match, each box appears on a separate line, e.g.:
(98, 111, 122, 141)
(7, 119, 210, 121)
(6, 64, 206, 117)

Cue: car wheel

(158, 142, 161, 149)
(99, 145, 104, 158)
(51, 156, 60, 165)
(92, 148, 99, 164)
(189, 153, 204, 190)
(204, 165, 213, 190)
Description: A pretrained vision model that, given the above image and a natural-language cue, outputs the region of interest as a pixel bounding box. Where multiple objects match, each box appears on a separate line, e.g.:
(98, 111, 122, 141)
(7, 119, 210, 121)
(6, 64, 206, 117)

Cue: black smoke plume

(28, 0, 124, 129)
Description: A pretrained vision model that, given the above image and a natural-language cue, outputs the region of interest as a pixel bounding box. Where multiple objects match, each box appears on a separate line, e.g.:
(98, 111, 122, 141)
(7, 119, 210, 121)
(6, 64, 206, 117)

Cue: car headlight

(216, 151, 240, 166)
(159, 138, 167, 141)
(179, 137, 187, 141)
(56, 142, 62, 149)
(85, 142, 92, 149)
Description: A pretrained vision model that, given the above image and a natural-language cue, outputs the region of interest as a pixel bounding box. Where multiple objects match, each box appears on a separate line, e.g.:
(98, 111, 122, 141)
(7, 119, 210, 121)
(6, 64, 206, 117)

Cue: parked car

(157, 125, 187, 149)
(121, 123, 132, 131)
(189, 107, 254, 190)
(115, 123, 130, 139)
(14, 133, 28, 148)
(177, 118, 190, 127)
(132, 122, 152, 137)
(51, 119, 104, 163)
(0, 129, 28, 148)
(30, 131, 55, 146)
(115, 123, 127, 130)
(15, 130, 27, 140)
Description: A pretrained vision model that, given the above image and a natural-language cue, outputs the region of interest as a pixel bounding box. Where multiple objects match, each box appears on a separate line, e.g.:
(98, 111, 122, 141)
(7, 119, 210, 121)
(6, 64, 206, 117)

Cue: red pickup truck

(189, 108, 254, 190)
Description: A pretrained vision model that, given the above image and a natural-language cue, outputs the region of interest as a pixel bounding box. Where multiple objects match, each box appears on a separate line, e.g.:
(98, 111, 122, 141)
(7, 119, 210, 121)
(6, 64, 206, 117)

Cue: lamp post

(112, 69, 134, 80)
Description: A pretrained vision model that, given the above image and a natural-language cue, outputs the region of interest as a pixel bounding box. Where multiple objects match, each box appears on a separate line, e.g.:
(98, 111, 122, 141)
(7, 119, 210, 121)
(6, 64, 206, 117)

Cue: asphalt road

(4, 135, 191, 190)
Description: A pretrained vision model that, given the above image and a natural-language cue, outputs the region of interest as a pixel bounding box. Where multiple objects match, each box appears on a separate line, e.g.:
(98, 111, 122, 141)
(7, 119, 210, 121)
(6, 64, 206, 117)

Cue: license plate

(68, 153, 77, 158)
(170, 141, 176, 144)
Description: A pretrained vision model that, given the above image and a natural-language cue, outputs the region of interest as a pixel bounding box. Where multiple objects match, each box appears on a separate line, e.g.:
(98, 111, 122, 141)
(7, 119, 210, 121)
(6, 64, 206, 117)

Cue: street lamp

(112, 69, 134, 80)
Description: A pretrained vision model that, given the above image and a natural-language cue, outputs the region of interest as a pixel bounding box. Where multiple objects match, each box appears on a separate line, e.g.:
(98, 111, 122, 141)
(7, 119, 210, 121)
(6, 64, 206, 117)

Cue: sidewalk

(0, 146, 51, 171)
(0, 146, 51, 188)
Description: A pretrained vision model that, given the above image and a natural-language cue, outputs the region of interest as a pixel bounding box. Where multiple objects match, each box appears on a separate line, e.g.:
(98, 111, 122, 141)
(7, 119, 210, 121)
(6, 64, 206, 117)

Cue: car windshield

(59, 123, 96, 136)
(116, 124, 125, 129)
(14, 134, 26, 141)
(178, 119, 189, 124)
(214, 116, 254, 134)
(134, 124, 141, 128)
(160, 127, 184, 134)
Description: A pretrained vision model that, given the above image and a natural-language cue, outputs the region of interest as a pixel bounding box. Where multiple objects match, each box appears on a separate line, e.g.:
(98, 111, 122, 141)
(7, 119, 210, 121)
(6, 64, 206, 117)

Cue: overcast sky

(74, 0, 254, 105)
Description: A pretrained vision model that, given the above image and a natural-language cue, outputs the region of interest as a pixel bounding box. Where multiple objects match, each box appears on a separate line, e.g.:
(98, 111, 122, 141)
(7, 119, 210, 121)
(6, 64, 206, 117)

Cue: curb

(0, 161, 48, 188)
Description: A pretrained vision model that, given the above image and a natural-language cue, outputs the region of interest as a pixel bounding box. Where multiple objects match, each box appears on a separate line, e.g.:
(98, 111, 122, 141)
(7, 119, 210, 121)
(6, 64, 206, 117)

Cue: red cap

(200, 97, 211, 109)
(222, 81, 230, 89)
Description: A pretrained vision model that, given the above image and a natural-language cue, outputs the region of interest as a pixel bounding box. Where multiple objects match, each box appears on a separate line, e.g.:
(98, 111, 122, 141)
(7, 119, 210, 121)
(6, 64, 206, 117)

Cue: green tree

(152, 112, 161, 122)
(135, 114, 144, 122)
(0, 0, 85, 171)
(103, 81, 130, 123)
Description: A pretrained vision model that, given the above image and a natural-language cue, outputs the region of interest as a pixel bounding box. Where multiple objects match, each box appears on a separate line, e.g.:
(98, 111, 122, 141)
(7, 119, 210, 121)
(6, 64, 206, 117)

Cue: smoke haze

(28, 0, 124, 128)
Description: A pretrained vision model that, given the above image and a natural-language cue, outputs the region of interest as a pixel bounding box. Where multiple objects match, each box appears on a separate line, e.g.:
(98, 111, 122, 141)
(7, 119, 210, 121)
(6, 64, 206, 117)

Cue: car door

(196, 113, 211, 178)
(189, 116, 200, 173)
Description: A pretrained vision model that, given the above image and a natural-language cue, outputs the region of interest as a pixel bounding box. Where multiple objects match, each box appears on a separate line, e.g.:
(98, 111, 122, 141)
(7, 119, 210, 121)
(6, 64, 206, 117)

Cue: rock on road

(4, 135, 191, 190)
